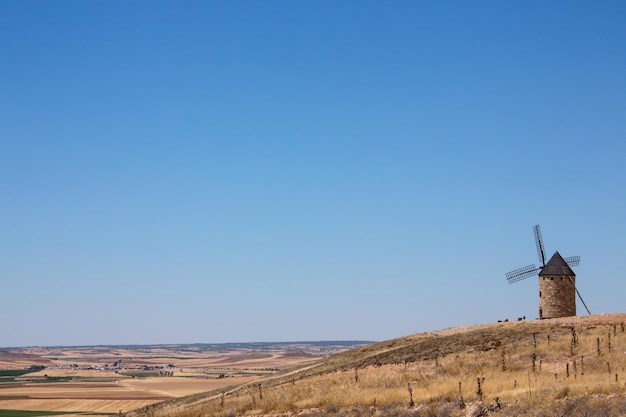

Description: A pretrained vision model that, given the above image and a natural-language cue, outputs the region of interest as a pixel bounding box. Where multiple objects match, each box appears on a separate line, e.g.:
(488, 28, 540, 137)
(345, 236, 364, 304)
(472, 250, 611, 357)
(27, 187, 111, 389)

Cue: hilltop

(124, 314, 626, 417)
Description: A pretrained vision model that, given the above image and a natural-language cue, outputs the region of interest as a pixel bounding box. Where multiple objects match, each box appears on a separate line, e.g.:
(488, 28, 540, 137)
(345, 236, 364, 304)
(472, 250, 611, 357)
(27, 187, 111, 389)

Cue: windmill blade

(564, 256, 580, 267)
(506, 264, 540, 284)
(534, 224, 546, 267)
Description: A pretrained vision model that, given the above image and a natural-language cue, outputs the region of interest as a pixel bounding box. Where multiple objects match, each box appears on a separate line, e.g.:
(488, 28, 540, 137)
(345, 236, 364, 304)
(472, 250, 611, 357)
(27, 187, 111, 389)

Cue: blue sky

(1, 1, 625, 347)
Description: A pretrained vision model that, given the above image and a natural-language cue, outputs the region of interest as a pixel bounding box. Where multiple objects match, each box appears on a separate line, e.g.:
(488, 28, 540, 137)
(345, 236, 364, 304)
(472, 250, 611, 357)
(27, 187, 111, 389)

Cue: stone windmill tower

(506, 225, 590, 319)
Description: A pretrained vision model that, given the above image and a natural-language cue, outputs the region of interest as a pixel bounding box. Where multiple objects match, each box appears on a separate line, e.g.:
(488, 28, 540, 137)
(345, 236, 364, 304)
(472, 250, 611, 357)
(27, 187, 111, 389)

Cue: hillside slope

(124, 314, 626, 417)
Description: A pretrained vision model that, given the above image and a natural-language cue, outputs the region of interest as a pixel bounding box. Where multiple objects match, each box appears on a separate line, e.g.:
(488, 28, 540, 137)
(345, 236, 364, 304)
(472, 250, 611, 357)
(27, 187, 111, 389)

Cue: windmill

(506, 225, 590, 319)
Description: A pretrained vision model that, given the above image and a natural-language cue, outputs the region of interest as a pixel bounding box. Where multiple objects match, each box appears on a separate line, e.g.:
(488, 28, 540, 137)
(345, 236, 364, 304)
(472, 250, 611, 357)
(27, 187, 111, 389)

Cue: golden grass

(130, 314, 626, 417)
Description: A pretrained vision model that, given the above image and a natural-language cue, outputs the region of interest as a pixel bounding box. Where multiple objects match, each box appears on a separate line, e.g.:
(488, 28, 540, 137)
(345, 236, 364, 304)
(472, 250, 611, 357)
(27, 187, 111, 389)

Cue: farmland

(4, 315, 626, 417)
(125, 314, 626, 417)
(0, 342, 368, 417)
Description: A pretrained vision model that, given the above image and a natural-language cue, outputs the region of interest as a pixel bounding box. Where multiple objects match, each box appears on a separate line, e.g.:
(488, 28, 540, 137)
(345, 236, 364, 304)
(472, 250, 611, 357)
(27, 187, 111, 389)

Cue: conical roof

(539, 251, 576, 276)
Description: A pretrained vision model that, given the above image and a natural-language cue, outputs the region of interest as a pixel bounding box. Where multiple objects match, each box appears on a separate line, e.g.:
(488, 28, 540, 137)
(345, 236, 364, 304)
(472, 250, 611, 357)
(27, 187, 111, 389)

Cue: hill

(124, 314, 626, 417)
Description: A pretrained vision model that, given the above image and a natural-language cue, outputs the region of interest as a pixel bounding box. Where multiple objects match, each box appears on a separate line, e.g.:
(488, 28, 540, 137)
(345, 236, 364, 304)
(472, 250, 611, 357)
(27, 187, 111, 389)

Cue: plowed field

(0, 342, 362, 415)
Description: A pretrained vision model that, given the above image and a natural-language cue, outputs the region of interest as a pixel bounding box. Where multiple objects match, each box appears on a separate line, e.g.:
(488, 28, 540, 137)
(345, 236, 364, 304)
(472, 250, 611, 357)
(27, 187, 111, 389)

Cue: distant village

(54, 361, 178, 373)
(17, 362, 182, 381)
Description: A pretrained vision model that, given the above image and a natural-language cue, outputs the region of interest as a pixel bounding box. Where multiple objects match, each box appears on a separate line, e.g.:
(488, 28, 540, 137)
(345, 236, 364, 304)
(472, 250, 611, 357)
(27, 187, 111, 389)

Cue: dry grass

(126, 314, 626, 417)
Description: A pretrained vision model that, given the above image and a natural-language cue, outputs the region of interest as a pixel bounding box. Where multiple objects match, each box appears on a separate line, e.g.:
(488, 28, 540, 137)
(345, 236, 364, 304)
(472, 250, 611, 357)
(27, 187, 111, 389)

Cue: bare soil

(0, 341, 362, 414)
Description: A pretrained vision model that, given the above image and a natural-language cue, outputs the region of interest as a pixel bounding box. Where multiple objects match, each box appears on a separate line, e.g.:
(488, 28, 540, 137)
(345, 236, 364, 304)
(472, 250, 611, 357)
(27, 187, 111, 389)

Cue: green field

(0, 370, 36, 383)
(0, 370, 37, 377)
(0, 370, 73, 383)
(118, 371, 160, 378)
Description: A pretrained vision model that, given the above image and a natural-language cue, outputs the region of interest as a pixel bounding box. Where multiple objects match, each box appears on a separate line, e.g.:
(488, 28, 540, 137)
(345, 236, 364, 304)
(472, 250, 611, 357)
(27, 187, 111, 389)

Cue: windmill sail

(534, 224, 546, 267)
(564, 255, 580, 267)
(506, 264, 541, 284)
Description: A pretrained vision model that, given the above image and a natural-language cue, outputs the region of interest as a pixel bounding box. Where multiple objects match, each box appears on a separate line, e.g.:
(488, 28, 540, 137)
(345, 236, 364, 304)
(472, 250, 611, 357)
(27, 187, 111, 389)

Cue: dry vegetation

(125, 314, 626, 417)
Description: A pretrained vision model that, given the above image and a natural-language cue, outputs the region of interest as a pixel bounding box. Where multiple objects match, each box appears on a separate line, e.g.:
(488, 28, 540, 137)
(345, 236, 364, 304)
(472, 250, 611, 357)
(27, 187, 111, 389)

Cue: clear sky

(1, 1, 625, 347)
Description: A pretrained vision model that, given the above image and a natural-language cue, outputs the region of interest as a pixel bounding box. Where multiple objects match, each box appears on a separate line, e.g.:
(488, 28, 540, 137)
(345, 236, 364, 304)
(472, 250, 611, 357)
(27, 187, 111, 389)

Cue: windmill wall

(538, 275, 576, 318)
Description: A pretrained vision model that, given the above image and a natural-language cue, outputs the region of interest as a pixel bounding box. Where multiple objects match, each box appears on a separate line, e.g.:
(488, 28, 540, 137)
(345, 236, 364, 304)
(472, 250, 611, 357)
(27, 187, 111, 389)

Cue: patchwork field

(0, 342, 367, 416)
